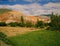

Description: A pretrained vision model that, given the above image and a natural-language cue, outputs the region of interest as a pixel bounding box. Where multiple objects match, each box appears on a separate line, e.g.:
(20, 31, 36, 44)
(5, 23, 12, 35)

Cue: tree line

(0, 16, 45, 28)
(0, 13, 60, 31)
(48, 12, 60, 31)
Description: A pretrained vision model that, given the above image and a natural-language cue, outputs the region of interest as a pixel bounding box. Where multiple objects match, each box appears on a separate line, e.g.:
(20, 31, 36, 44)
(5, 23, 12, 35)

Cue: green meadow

(9, 30, 60, 46)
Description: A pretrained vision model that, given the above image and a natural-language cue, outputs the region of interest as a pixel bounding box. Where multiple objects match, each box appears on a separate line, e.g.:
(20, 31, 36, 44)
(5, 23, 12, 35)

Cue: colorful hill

(0, 9, 50, 23)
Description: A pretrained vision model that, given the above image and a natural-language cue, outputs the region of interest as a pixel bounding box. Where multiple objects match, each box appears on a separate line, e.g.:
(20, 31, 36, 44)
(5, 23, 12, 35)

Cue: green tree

(49, 13, 60, 31)
(25, 21, 34, 27)
(19, 16, 25, 27)
(8, 22, 18, 27)
(35, 19, 44, 28)
(18, 22, 25, 27)
(20, 16, 24, 23)
(0, 22, 7, 26)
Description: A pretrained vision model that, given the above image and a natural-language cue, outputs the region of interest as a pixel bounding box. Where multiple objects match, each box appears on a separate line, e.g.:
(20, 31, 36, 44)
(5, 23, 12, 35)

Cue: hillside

(0, 9, 11, 14)
(0, 9, 50, 23)
(0, 9, 25, 23)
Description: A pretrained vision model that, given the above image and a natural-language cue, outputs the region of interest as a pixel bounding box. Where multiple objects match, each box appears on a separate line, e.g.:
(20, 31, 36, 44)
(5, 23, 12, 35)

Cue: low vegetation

(25, 21, 34, 27)
(0, 29, 60, 46)
(0, 32, 12, 45)
(35, 20, 44, 28)
(8, 22, 18, 27)
(9, 30, 60, 46)
(48, 12, 60, 31)
(0, 22, 7, 26)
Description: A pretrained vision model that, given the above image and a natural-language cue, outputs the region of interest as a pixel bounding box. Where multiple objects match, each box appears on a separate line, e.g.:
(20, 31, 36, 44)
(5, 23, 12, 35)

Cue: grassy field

(9, 30, 60, 46)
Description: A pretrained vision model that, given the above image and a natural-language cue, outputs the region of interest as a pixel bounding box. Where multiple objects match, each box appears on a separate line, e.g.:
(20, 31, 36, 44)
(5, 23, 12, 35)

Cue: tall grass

(9, 30, 60, 46)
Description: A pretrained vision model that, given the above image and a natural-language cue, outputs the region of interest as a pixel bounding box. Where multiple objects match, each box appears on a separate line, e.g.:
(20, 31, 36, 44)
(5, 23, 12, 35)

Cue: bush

(8, 22, 18, 27)
(25, 21, 34, 27)
(0, 32, 11, 45)
(35, 20, 44, 28)
(49, 13, 60, 31)
(18, 22, 25, 27)
(0, 22, 7, 26)
(44, 23, 49, 27)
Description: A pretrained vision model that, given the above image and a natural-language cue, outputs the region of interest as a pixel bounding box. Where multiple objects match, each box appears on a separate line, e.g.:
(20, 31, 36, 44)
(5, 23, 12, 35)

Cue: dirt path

(0, 27, 38, 37)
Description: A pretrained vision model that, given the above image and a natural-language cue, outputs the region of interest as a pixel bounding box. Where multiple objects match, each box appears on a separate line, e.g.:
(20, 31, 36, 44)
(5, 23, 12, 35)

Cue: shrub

(18, 22, 25, 27)
(8, 22, 18, 27)
(0, 22, 7, 26)
(35, 20, 44, 28)
(0, 32, 11, 45)
(44, 23, 49, 27)
(25, 21, 34, 27)
(49, 13, 60, 31)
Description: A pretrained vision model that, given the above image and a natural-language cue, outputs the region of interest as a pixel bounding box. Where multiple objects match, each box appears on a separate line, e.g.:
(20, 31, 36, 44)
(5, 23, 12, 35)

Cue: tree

(19, 16, 25, 27)
(35, 19, 44, 28)
(20, 16, 24, 24)
(25, 21, 34, 27)
(18, 22, 25, 27)
(49, 13, 60, 31)
(0, 22, 7, 26)
(8, 22, 18, 27)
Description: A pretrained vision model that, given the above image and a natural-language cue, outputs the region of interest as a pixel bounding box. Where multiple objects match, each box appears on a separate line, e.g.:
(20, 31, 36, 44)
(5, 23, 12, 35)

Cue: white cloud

(0, 2, 60, 15)
(43, 2, 60, 14)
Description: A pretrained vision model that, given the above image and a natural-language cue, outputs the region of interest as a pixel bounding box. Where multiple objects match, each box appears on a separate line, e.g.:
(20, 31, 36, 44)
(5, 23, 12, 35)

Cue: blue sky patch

(0, 0, 60, 5)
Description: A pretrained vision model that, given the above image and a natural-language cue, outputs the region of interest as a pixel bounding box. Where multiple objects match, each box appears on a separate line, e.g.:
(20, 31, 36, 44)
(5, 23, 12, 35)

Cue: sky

(0, 0, 60, 15)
